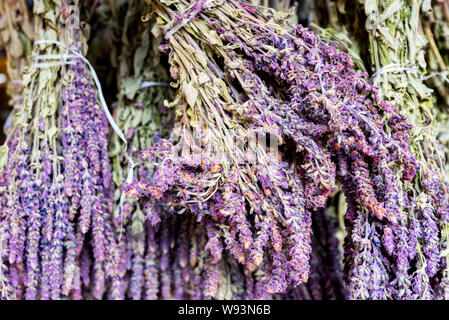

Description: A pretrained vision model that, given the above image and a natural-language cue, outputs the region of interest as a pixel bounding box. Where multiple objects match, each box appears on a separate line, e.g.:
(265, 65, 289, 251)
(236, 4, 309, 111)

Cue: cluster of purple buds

(0, 53, 119, 299)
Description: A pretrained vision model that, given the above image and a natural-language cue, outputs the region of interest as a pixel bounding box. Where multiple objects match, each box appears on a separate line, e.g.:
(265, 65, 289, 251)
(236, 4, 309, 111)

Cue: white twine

(117, 160, 139, 239)
(369, 63, 419, 84)
(140, 81, 169, 88)
(163, 0, 214, 39)
(33, 53, 80, 60)
(32, 40, 136, 239)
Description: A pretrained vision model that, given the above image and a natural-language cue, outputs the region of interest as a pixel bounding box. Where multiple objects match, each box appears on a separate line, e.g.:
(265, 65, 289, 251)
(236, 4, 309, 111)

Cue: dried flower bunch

(422, 1, 449, 171)
(0, 0, 119, 299)
(0, 0, 34, 298)
(109, 0, 173, 236)
(0, 0, 33, 133)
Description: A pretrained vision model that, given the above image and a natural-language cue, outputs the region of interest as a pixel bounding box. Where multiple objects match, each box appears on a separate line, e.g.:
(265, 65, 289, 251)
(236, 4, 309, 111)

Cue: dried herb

(121, 0, 430, 298)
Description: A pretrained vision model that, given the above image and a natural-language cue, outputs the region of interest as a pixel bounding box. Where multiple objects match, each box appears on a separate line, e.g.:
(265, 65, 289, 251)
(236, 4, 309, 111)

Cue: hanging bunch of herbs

(100, 0, 235, 300)
(313, 0, 449, 299)
(109, 0, 173, 237)
(0, 0, 121, 300)
(351, 0, 449, 299)
(0, 0, 34, 298)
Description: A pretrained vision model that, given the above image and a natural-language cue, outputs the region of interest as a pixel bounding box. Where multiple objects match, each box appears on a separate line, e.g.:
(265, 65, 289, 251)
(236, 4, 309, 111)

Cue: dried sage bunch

(106, 0, 175, 299)
(0, 0, 34, 298)
(0, 0, 120, 300)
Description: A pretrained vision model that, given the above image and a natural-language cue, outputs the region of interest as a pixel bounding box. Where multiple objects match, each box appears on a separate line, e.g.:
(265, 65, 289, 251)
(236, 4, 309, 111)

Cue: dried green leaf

(184, 80, 198, 108)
